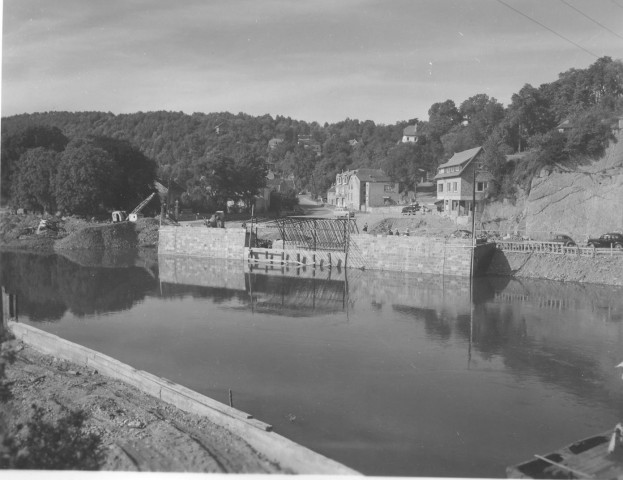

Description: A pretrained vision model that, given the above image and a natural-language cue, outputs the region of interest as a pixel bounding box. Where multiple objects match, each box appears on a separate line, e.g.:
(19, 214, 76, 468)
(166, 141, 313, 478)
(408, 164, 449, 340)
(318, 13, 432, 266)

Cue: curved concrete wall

(9, 321, 359, 475)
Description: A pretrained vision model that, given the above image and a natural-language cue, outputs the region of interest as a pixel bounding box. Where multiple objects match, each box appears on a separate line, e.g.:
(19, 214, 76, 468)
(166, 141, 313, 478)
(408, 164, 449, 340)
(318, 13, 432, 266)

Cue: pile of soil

(0, 213, 160, 252)
(1, 339, 286, 473)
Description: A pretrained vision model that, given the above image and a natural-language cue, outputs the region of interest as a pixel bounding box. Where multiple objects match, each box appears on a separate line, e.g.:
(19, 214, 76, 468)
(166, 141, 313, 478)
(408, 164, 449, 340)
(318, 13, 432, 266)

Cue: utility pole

(470, 165, 477, 280)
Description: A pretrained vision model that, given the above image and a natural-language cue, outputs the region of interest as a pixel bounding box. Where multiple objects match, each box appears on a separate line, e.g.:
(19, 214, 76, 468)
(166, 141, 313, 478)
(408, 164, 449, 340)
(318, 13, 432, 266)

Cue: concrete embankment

(8, 321, 360, 475)
(486, 249, 623, 286)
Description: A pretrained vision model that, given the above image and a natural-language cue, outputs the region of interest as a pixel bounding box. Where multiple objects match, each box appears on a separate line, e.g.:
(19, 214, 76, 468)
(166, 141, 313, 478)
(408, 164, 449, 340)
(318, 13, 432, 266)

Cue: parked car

(335, 206, 354, 218)
(548, 234, 576, 247)
(450, 229, 472, 239)
(587, 232, 623, 249)
(450, 229, 487, 244)
(401, 204, 420, 215)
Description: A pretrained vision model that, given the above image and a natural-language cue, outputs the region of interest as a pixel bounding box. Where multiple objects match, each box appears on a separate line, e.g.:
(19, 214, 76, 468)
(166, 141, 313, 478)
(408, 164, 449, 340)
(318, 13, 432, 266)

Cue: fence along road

(494, 240, 623, 256)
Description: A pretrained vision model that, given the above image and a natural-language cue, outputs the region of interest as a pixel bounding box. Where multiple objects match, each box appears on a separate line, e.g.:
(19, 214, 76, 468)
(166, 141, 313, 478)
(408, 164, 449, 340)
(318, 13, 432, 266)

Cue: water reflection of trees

(159, 283, 246, 304)
(391, 275, 623, 403)
(0, 251, 158, 320)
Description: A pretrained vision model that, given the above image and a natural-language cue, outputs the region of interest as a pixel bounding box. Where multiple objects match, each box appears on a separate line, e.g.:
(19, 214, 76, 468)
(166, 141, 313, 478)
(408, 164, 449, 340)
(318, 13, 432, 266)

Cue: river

(2, 250, 623, 477)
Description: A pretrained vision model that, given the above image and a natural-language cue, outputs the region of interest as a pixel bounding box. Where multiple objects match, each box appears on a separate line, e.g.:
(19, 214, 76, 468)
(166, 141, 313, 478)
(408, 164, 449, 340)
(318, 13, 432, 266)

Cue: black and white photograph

(1, 1, 623, 478)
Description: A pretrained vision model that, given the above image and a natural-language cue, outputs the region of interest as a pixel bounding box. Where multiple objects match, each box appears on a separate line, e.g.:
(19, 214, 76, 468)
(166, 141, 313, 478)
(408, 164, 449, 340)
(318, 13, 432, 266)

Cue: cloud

(2, 0, 622, 122)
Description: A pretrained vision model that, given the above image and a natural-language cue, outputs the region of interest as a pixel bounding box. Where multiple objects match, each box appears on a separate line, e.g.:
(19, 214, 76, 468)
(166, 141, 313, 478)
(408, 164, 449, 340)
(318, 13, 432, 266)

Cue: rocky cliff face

(525, 131, 623, 243)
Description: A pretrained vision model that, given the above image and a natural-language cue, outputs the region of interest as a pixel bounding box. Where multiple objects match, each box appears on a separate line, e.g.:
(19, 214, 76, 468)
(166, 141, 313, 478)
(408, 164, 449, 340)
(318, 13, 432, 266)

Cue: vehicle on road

(401, 204, 420, 215)
(450, 229, 487, 244)
(587, 233, 623, 249)
(335, 206, 355, 218)
(548, 234, 576, 247)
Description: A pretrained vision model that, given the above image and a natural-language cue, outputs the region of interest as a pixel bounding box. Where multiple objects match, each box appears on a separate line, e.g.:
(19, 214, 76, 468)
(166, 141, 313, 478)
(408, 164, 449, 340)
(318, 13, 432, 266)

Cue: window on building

(438, 183, 443, 192)
(453, 182, 458, 192)
(384, 184, 394, 192)
(476, 181, 488, 192)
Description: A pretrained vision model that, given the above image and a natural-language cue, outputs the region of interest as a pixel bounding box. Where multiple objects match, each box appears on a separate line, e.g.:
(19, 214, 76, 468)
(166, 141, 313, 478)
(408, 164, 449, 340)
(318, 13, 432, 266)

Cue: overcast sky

(2, 0, 622, 124)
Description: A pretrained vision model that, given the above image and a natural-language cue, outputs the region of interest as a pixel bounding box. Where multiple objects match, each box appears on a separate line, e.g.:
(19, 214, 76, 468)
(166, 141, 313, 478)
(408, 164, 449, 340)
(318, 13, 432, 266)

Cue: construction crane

(112, 192, 156, 223)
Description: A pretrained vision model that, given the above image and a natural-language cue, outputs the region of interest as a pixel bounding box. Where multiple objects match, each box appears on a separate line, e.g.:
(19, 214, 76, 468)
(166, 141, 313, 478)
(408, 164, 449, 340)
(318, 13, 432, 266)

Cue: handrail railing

(494, 240, 623, 256)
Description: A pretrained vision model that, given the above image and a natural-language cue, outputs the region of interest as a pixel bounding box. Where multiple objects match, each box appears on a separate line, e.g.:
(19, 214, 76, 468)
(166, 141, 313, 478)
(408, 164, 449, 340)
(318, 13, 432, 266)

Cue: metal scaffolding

(273, 217, 358, 252)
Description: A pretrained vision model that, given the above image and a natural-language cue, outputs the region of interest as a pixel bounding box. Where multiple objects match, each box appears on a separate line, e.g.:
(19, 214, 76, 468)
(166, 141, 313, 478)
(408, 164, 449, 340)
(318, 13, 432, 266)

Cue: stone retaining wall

(158, 227, 495, 277)
(159, 226, 246, 259)
(349, 234, 495, 276)
(486, 249, 623, 285)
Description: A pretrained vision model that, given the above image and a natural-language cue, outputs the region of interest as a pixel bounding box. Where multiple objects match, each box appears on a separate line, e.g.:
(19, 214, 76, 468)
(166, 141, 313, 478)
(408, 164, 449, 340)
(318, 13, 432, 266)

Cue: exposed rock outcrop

(525, 132, 623, 242)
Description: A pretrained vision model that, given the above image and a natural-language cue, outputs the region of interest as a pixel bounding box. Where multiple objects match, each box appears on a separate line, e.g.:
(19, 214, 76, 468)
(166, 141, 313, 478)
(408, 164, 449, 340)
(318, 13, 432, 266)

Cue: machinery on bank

(112, 193, 156, 223)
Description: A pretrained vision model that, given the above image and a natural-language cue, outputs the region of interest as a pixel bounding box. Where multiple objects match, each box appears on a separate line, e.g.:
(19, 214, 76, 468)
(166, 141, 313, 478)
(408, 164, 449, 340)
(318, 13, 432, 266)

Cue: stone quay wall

(158, 227, 495, 277)
(348, 234, 495, 276)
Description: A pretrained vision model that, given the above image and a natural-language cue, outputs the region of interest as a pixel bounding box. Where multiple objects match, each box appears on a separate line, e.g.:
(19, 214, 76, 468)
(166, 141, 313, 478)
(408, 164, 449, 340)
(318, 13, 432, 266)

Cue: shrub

(1, 404, 102, 470)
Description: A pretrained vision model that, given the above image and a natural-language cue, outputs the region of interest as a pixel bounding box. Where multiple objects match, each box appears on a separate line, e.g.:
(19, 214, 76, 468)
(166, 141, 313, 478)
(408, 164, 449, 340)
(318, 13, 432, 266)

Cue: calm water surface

(2, 250, 623, 477)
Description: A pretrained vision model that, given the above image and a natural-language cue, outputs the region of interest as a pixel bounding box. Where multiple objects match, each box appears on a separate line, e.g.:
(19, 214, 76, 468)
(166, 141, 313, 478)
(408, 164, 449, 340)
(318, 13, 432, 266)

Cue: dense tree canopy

(55, 139, 118, 215)
(10, 147, 60, 213)
(1, 57, 621, 210)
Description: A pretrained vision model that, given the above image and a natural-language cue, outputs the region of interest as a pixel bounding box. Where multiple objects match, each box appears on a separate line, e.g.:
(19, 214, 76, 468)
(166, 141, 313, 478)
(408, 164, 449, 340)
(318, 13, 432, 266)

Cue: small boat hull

(507, 429, 623, 479)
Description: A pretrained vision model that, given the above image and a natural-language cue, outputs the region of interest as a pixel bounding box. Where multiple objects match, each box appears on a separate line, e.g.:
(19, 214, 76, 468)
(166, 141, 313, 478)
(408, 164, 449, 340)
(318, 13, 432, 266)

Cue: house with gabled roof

(402, 125, 418, 143)
(434, 146, 492, 217)
(556, 119, 573, 133)
(332, 168, 400, 210)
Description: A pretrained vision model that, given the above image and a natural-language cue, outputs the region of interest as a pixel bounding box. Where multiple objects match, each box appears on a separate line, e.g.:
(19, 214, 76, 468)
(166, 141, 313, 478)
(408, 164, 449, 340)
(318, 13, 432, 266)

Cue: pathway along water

(2, 250, 623, 477)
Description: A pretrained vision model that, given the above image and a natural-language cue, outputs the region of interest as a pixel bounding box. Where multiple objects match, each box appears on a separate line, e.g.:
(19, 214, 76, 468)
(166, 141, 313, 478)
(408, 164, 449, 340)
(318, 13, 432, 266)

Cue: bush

(0, 404, 102, 470)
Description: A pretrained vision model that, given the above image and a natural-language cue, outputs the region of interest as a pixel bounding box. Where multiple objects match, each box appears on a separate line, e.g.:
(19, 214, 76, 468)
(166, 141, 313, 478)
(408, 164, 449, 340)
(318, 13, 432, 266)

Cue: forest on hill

(1, 56, 622, 215)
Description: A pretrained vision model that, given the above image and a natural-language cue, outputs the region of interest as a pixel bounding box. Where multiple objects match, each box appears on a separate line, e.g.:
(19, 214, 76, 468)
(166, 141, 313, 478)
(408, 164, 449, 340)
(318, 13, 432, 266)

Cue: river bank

(1, 339, 288, 473)
(1, 323, 359, 474)
(2, 212, 622, 286)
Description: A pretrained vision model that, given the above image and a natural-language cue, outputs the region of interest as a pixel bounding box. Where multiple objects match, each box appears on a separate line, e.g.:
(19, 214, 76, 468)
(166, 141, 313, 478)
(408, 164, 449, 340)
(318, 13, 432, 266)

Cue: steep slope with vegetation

(1, 57, 622, 220)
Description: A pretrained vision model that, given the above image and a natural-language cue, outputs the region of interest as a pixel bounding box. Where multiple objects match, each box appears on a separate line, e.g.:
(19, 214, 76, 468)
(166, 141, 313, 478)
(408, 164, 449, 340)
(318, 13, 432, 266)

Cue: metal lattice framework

(272, 217, 358, 252)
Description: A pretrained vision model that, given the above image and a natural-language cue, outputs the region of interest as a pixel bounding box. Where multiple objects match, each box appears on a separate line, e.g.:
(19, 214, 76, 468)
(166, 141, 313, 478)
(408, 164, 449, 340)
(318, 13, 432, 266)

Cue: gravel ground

(1, 340, 288, 473)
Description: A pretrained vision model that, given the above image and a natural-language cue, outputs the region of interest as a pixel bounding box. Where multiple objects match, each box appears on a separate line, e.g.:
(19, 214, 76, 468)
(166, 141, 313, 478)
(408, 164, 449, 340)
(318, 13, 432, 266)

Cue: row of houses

(158, 143, 492, 216)
(324, 145, 491, 215)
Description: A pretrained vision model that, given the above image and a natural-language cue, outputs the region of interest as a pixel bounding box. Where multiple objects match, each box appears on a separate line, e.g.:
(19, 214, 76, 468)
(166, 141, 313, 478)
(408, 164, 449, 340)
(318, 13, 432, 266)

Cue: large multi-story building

(330, 168, 400, 210)
(434, 146, 492, 216)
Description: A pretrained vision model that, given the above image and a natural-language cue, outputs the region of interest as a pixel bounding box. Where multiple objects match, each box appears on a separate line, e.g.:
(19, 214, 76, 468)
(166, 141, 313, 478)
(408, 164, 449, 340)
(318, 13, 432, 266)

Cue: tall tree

(86, 136, 158, 210)
(426, 100, 462, 142)
(55, 139, 118, 215)
(10, 147, 60, 213)
(1, 125, 68, 204)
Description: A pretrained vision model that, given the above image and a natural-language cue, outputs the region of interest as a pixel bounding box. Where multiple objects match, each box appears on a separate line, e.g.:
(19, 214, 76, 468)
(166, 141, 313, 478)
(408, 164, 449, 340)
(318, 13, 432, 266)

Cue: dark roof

(434, 147, 483, 180)
(351, 168, 391, 183)
(439, 146, 482, 168)
(403, 125, 417, 136)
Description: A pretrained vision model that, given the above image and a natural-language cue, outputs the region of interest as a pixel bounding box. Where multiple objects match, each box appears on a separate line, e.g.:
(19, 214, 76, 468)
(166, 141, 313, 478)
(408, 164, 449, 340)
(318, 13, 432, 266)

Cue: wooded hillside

(2, 56, 622, 214)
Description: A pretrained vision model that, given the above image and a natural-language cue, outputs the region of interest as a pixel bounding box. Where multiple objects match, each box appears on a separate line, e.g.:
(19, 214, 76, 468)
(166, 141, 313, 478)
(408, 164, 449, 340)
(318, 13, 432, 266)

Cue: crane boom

(131, 193, 156, 215)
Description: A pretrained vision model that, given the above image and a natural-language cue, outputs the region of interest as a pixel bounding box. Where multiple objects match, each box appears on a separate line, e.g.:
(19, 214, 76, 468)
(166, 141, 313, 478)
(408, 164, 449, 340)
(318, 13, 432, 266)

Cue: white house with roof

(402, 125, 418, 143)
(331, 168, 400, 210)
(434, 146, 492, 217)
